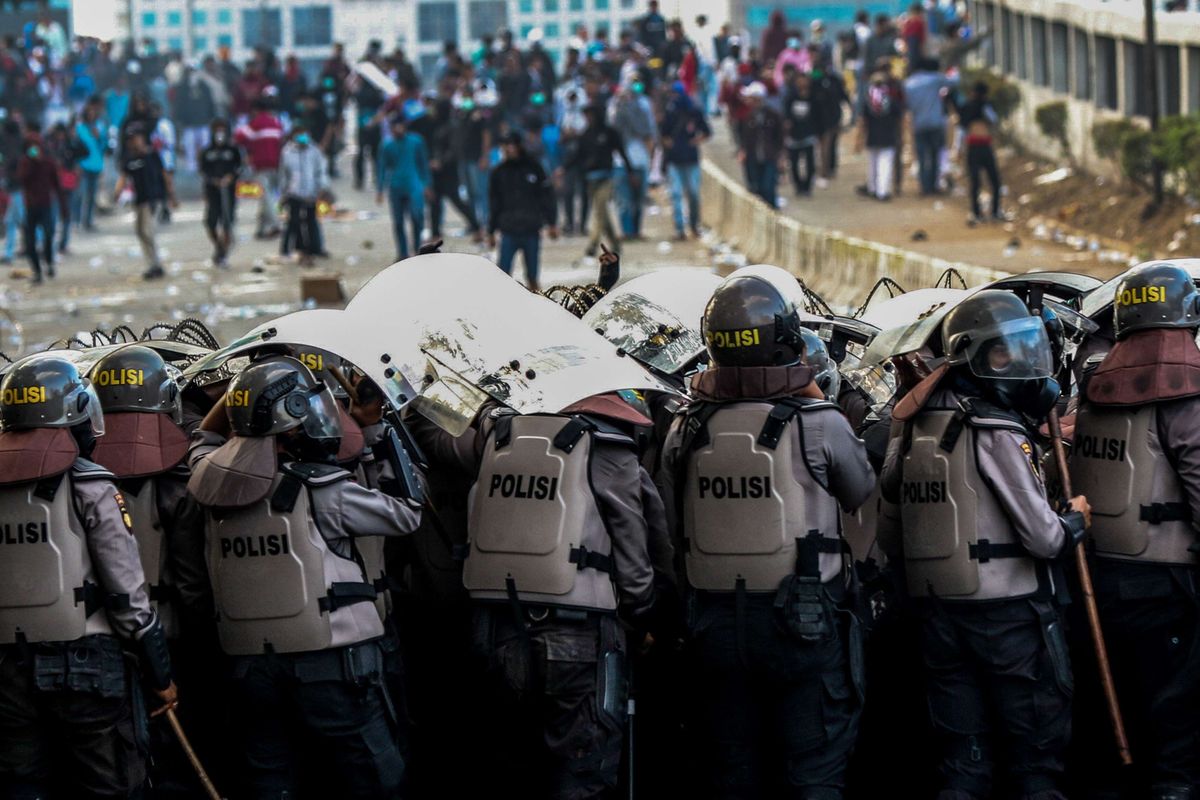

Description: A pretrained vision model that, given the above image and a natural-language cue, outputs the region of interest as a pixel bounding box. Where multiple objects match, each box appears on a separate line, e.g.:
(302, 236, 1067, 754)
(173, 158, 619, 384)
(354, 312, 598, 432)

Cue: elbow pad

(135, 619, 174, 690)
(1057, 511, 1087, 559)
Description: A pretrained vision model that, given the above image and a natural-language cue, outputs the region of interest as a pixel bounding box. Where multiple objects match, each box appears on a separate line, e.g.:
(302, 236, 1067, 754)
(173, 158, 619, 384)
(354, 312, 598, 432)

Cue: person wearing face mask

(880, 290, 1090, 800)
(280, 125, 328, 267)
(199, 118, 242, 268)
(1069, 263, 1200, 800)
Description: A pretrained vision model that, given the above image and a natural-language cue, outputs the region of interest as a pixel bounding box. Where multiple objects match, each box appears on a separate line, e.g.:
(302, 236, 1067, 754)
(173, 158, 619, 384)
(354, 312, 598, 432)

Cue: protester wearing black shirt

(113, 132, 175, 280)
(199, 118, 242, 267)
(426, 98, 480, 240)
(487, 132, 557, 290)
(562, 104, 630, 257)
(782, 70, 819, 196)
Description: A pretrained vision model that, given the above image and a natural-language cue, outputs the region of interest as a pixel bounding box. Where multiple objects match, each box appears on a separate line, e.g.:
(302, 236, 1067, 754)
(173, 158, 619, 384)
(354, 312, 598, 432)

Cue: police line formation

(2, 251, 1199, 800)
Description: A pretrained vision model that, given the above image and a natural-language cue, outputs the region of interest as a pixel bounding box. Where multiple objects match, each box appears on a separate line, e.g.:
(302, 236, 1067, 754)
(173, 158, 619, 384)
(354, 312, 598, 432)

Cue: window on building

(1051, 22, 1068, 92)
(419, 52, 439, 79)
(544, 0, 558, 11)
(1073, 28, 1092, 100)
(293, 6, 332, 46)
(621, 0, 635, 8)
(1190, 46, 1200, 112)
(193, 36, 207, 52)
(192, 9, 207, 25)
(242, 8, 282, 47)
(569, 0, 583, 12)
(1014, 14, 1027, 80)
(167, 37, 183, 51)
(141, 11, 156, 27)
(166, 10, 182, 26)
(469, 0, 507, 38)
(1000, 8, 1013, 74)
(520, 24, 533, 38)
(418, 2, 458, 43)
(217, 9, 232, 24)
(518, 0, 534, 12)
(1096, 35, 1117, 110)
(544, 22, 560, 38)
(1160, 44, 1181, 116)
(595, 0, 608, 10)
(1124, 40, 1147, 116)
(1030, 17, 1048, 87)
(217, 33, 233, 48)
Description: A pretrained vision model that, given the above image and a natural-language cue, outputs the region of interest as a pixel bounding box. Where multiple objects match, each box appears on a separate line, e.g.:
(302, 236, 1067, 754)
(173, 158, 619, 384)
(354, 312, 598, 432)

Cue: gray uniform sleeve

(187, 429, 225, 469)
(638, 467, 677, 588)
(975, 427, 1065, 559)
(879, 417, 907, 505)
(654, 413, 688, 543)
(590, 440, 657, 617)
(816, 410, 877, 512)
(159, 472, 213, 620)
(76, 478, 158, 639)
(313, 478, 422, 539)
(1156, 397, 1200, 530)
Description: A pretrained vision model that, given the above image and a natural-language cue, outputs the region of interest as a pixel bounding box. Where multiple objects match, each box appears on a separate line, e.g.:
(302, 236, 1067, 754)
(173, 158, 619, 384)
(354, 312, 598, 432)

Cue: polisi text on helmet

(706, 328, 762, 349)
(94, 368, 144, 387)
(1119, 286, 1166, 307)
(227, 389, 251, 407)
(3, 386, 46, 405)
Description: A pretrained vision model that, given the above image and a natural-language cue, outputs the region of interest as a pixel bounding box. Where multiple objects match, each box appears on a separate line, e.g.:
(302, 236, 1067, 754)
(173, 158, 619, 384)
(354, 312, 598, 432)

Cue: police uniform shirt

(1153, 396, 1200, 527)
(74, 464, 160, 639)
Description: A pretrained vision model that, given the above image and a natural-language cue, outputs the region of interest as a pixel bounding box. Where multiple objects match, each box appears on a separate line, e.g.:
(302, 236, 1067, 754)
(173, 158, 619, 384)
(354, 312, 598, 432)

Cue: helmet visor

(964, 317, 1055, 381)
(299, 383, 342, 442)
(81, 381, 105, 437)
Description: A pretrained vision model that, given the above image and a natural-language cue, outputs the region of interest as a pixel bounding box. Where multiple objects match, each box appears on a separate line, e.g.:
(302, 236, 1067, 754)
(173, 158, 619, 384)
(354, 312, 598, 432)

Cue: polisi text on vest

(220, 534, 291, 558)
(697, 474, 772, 499)
(0, 521, 49, 544)
(488, 473, 559, 501)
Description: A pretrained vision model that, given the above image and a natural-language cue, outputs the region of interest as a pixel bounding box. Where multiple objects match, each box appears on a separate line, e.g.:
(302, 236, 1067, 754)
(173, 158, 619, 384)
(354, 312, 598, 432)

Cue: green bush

(1093, 119, 1137, 161)
(1153, 114, 1200, 199)
(1035, 101, 1070, 159)
(961, 67, 1022, 122)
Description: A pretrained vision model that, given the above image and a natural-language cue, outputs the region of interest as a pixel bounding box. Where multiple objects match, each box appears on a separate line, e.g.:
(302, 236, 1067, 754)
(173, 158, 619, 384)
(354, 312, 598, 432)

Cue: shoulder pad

(961, 399, 1027, 432)
(794, 399, 841, 413)
(280, 461, 352, 487)
(585, 419, 636, 447)
(71, 458, 116, 482)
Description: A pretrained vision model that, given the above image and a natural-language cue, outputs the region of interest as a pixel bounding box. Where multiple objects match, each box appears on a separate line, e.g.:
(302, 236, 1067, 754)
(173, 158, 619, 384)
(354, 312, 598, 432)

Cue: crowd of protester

(0, 0, 1003, 289)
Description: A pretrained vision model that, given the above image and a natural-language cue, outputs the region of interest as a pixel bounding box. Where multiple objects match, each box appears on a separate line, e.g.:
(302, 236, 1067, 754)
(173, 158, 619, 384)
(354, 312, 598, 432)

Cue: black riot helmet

(0, 354, 105, 434)
(91, 345, 183, 422)
(1112, 262, 1200, 340)
(942, 289, 1058, 417)
(225, 356, 341, 455)
(702, 275, 805, 367)
(799, 328, 840, 399)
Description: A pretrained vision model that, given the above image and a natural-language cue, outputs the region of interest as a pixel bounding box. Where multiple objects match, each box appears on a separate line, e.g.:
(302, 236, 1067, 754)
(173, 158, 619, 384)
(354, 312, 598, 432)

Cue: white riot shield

(181, 309, 418, 408)
(581, 268, 721, 377)
(345, 254, 676, 425)
(860, 288, 975, 365)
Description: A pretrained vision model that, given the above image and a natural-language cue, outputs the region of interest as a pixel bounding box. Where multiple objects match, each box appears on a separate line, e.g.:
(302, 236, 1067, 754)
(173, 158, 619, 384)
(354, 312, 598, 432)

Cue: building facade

(967, 0, 1200, 172)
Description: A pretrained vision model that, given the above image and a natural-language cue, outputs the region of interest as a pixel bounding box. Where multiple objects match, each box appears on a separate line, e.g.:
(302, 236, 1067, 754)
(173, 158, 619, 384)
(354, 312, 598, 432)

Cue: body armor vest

(464, 414, 620, 612)
(357, 534, 390, 623)
(1071, 404, 1196, 566)
(123, 478, 178, 637)
(204, 462, 382, 655)
(0, 461, 118, 644)
(900, 404, 1042, 600)
(681, 400, 845, 592)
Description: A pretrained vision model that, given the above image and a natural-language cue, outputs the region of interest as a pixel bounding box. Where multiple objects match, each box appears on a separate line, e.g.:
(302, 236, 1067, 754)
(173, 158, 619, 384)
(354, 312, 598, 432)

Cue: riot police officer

(881, 290, 1089, 800)
(185, 356, 421, 798)
(660, 272, 876, 799)
(1070, 262, 1200, 800)
(0, 354, 176, 798)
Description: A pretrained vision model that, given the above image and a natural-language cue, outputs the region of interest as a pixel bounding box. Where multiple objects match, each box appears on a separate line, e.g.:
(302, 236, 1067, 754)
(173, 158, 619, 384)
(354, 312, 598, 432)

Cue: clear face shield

(78, 380, 106, 437)
(161, 365, 184, 424)
(963, 317, 1055, 382)
(297, 382, 343, 443)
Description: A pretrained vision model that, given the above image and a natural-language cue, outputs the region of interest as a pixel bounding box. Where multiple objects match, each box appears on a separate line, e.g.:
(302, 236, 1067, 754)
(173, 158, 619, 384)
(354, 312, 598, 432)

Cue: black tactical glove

(1058, 511, 1087, 559)
(134, 618, 174, 690)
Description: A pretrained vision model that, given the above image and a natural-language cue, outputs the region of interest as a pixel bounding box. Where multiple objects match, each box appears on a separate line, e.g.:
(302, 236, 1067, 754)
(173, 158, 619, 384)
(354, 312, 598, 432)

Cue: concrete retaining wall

(699, 161, 1011, 310)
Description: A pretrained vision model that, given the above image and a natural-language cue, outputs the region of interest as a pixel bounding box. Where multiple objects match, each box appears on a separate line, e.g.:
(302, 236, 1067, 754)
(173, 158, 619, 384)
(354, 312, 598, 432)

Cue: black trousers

(229, 642, 405, 799)
(787, 143, 816, 195)
(22, 204, 54, 277)
(685, 593, 861, 800)
(282, 198, 321, 257)
(967, 144, 1002, 218)
(1091, 560, 1200, 796)
(354, 125, 381, 190)
(920, 597, 1072, 799)
(429, 164, 479, 236)
(0, 635, 145, 799)
(471, 606, 626, 800)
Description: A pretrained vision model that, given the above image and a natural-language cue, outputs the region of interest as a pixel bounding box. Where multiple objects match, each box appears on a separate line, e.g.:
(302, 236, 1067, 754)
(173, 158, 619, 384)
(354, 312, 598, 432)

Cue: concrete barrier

(699, 160, 1011, 311)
